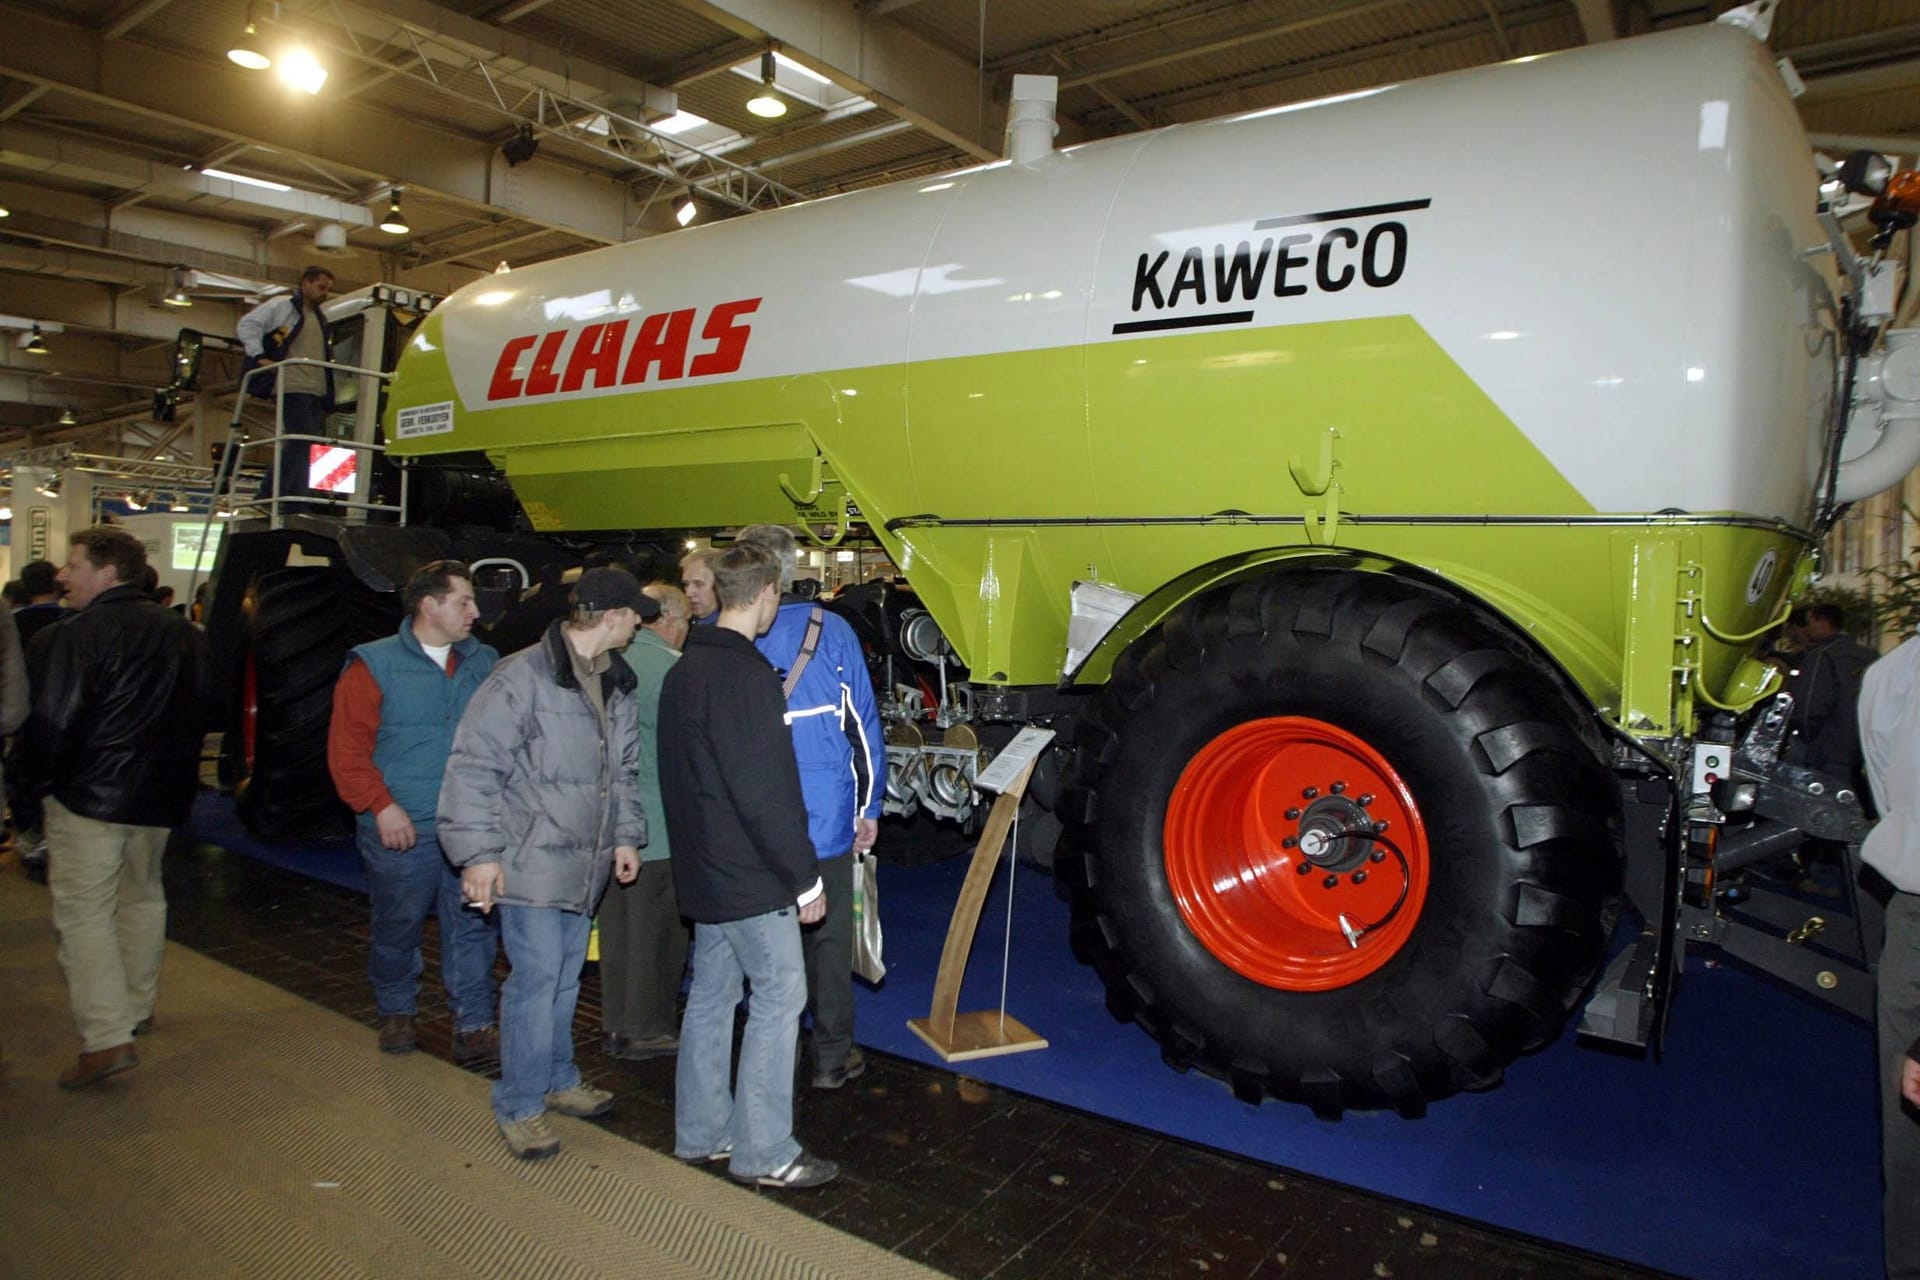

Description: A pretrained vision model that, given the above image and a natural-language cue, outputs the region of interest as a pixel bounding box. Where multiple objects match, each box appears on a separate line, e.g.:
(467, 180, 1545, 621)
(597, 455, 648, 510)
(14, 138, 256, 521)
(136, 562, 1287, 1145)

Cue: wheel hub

(1162, 716, 1430, 991)
(1293, 794, 1374, 871)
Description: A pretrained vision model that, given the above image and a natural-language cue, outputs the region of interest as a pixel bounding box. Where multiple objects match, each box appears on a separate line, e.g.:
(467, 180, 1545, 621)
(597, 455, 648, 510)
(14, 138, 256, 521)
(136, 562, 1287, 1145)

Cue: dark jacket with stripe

(659, 625, 819, 924)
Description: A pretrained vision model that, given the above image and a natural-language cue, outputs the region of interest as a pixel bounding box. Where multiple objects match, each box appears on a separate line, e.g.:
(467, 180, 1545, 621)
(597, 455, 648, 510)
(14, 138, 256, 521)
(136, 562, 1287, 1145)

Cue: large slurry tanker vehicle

(211, 5, 1919, 1115)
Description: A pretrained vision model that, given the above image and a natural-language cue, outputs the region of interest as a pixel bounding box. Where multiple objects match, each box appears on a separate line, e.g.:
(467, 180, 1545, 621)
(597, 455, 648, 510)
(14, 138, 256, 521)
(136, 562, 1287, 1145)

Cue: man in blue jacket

(328, 560, 500, 1059)
(737, 524, 886, 1090)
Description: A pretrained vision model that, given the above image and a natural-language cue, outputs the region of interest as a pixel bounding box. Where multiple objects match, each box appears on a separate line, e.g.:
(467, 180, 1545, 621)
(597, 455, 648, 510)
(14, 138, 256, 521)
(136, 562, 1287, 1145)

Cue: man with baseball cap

(440, 565, 653, 1160)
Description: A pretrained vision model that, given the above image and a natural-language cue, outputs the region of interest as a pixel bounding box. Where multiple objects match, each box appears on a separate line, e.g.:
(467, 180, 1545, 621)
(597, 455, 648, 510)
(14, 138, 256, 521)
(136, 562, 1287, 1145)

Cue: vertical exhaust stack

(1006, 74, 1059, 165)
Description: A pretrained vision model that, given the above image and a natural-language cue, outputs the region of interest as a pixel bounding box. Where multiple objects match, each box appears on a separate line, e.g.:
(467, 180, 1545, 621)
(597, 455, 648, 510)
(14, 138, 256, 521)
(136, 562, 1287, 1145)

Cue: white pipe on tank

(1831, 417, 1920, 503)
(1833, 330, 1920, 502)
(1006, 74, 1058, 165)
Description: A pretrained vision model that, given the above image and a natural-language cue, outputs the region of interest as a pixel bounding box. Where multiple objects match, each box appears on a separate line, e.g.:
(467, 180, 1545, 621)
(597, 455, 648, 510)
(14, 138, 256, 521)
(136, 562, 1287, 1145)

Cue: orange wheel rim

(1163, 716, 1430, 990)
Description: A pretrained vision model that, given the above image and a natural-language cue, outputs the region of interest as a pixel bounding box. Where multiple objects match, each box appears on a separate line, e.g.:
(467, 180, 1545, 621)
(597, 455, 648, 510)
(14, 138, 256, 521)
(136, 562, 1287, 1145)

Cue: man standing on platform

(16, 526, 204, 1088)
(661, 541, 836, 1189)
(441, 567, 649, 1161)
(327, 560, 500, 1060)
(1861, 639, 1920, 1280)
(600, 583, 693, 1062)
(736, 524, 885, 1091)
(236, 265, 335, 509)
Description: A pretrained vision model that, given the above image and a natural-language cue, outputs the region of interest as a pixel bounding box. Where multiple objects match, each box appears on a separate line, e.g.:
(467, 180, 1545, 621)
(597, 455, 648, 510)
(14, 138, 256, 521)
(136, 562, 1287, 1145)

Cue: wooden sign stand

(907, 754, 1050, 1062)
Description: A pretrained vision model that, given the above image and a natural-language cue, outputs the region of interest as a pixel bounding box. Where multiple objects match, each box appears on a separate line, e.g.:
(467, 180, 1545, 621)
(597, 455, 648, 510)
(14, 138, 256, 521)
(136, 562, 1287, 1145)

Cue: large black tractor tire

(234, 566, 399, 841)
(1054, 569, 1616, 1117)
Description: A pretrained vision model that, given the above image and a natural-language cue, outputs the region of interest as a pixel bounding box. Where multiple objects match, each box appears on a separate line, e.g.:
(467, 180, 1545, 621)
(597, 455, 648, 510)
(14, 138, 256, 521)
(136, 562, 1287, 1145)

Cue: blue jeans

(493, 904, 591, 1123)
(358, 828, 497, 1031)
(674, 907, 807, 1176)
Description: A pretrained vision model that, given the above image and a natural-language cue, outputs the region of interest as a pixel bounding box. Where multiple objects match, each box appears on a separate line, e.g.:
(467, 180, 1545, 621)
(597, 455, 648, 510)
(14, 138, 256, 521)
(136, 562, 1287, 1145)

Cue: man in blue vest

(328, 560, 500, 1058)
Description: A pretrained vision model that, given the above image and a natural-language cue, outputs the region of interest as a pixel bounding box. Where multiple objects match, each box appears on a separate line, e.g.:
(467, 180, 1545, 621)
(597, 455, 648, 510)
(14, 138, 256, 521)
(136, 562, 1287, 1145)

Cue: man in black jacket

(1783, 603, 1876, 788)
(17, 526, 205, 1089)
(659, 542, 836, 1190)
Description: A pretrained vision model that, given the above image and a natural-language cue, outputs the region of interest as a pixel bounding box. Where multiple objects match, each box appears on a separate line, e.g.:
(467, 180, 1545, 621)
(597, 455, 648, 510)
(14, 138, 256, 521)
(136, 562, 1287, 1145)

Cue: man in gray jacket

(440, 567, 651, 1160)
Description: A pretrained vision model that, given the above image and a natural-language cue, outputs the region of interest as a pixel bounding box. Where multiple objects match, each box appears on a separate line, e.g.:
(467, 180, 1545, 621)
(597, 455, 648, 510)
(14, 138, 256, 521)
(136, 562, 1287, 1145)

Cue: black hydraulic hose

(1818, 295, 1867, 534)
(1330, 828, 1413, 939)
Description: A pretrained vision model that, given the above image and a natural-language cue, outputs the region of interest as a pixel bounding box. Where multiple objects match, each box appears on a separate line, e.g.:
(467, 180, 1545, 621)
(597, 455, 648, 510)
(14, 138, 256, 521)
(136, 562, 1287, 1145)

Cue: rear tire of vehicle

(1054, 568, 1615, 1117)
(234, 566, 398, 841)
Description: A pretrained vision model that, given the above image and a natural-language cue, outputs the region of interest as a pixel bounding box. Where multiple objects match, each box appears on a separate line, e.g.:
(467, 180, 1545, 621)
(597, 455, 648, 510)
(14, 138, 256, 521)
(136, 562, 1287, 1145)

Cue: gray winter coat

(438, 621, 645, 912)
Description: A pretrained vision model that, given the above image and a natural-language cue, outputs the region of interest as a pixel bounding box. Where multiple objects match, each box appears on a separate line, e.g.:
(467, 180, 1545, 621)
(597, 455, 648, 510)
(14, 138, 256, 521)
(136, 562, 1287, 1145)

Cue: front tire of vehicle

(1054, 568, 1615, 1117)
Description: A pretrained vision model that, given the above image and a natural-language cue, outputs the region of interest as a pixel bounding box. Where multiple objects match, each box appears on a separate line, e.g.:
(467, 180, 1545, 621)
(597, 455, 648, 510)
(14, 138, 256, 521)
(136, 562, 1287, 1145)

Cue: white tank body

(411, 22, 1836, 527)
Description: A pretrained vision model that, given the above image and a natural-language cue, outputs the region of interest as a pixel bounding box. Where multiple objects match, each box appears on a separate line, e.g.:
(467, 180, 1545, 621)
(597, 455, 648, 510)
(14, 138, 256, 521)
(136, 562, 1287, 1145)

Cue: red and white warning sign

(308, 444, 357, 494)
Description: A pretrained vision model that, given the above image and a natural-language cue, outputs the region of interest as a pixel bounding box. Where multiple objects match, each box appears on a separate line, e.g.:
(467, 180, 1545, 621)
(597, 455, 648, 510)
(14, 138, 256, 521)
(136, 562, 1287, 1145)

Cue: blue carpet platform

(190, 792, 1882, 1280)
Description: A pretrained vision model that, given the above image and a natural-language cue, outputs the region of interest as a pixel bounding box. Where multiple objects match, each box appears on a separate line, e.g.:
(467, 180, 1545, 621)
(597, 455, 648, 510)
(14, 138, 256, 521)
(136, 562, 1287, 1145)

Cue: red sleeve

(327, 658, 396, 816)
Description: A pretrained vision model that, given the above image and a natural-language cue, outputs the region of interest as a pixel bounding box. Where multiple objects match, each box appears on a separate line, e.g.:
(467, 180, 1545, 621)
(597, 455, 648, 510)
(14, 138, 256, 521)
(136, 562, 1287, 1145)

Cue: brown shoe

(59, 1043, 137, 1090)
(133, 1016, 155, 1036)
(452, 1024, 498, 1062)
(378, 1014, 417, 1054)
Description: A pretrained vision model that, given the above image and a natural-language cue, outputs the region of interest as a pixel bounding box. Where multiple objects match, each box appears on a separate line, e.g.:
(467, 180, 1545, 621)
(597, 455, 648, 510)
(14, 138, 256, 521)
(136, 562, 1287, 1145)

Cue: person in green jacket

(600, 582, 693, 1060)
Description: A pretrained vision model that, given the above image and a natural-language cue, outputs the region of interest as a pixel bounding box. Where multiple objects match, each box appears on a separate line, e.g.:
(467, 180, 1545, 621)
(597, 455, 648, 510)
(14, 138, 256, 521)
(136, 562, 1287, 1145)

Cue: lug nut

(1351, 870, 1368, 885)
(1373, 820, 1389, 832)
(1302, 786, 1319, 800)
(1369, 850, 1387, 864)
(1296, 862, 1313, 876)
(1358, 794, 1375, 807)
(1330, 781, 1346, 794)
(1281, 836, 1297, 849)
(1285, 808, 1301, 820)
(1322, 875, 1339, 889)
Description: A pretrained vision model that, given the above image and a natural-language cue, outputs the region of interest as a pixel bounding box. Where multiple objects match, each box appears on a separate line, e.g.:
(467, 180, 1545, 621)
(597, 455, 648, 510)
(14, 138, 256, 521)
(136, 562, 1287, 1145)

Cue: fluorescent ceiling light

(277, 48, 328, 95)
(674, 191, 698, 227)
(202, 168, 292, 193)
(651, 111, 711, 136)
(772, 52, 831, 86)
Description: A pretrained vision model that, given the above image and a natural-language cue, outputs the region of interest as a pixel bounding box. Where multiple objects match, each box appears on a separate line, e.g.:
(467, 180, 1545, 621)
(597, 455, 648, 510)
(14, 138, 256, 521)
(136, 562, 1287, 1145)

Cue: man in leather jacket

(16, 526, 205, 1089)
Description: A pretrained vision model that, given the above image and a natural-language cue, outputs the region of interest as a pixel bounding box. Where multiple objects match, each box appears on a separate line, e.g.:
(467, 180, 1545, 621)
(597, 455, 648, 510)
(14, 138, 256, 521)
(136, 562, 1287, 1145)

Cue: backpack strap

(782, 605, 825, 700)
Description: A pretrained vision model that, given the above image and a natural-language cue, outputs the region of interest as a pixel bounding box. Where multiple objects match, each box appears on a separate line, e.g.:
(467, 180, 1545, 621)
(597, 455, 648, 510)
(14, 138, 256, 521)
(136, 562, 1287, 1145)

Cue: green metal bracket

(778, 453, 826, 506)
(1293, 428, 1343, 547)
(1619, 539, 1683, 737)
(1288, 427, 1339, 495)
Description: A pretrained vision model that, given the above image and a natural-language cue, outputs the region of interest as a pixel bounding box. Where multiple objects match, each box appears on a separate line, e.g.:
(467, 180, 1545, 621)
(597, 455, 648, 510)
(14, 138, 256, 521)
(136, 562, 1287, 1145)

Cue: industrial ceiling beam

(1050, 0, 1442, 91)
(0, 7, 632, 245)
(100, 0, 179, 41)
(306, 0, 679, 120)
(1075, 2, 1568, 122)
(1570, 0, 1618, 43)
(660, 0, 999, 161)
(0, 122, 379, 227)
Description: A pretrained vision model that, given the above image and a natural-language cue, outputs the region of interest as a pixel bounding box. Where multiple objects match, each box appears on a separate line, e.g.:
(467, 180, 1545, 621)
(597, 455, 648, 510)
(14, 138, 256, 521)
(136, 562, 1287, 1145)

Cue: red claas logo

(486, 297, 760, 402)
